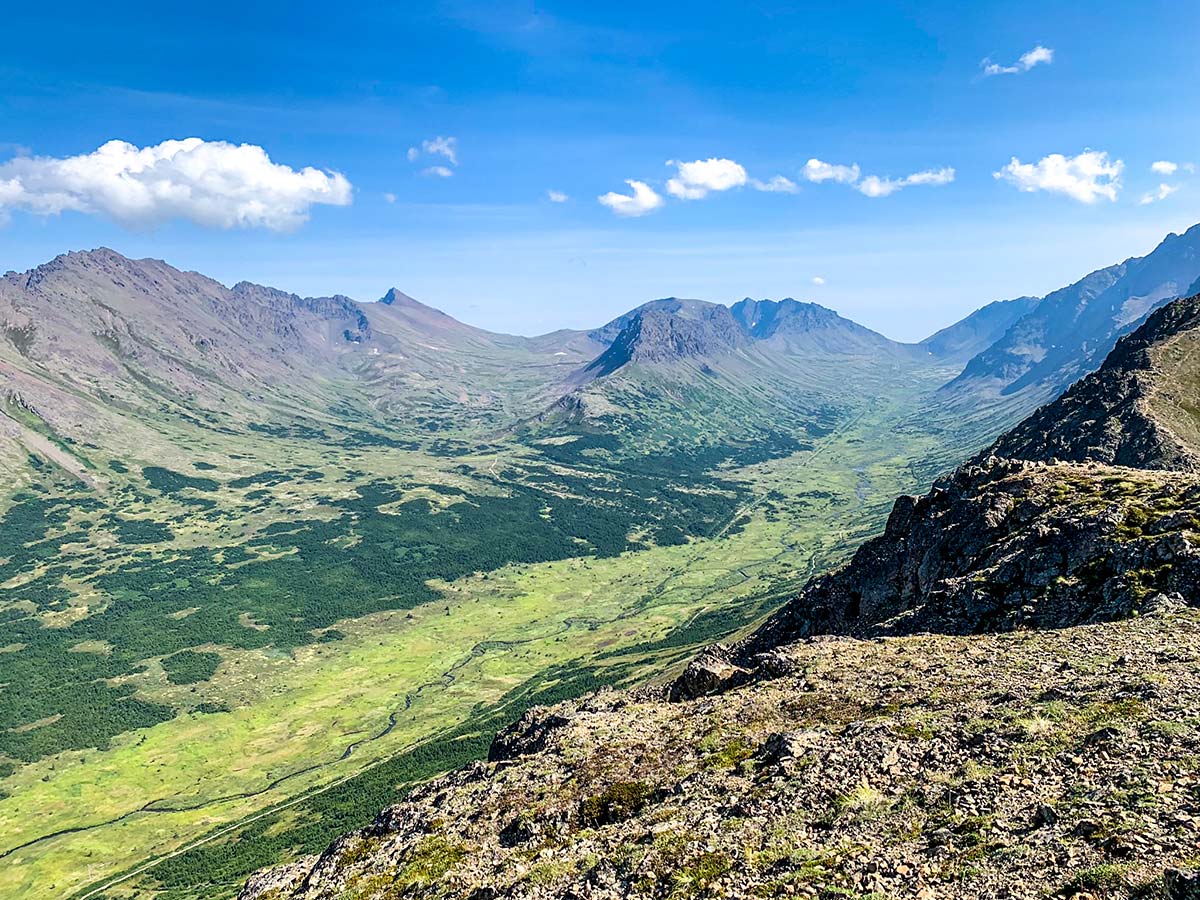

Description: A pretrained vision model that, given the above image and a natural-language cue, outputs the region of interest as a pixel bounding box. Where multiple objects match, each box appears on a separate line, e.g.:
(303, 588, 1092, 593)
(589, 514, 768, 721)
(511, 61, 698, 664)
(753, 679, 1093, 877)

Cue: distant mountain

(527, 295, 960, 467)
(917, 295, 1039, 365)
(731, 297, 917, 357)
(0, 249, 596, 476)
(581, 296, 916, 384)
(586, 298, 723, 345)
(2, 245, 1121, 481)
(946, 224, 1200, 403)
(583, 305, 747, 377)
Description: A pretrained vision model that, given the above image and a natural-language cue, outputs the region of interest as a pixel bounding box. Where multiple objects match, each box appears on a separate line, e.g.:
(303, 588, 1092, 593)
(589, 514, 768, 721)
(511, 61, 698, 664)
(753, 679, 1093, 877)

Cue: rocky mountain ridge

(917, 295, 1040, 365)
(944, 223, 1200, 407)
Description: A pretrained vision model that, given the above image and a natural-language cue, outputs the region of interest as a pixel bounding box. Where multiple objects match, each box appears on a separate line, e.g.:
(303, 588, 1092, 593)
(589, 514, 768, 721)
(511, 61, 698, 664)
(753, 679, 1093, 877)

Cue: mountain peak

(379, 287, 421, 306)
(730, 298, 841, 338)
(729, 297, 908, 356)
(587, 298, 721, 345)
(583, 304, 746, 377)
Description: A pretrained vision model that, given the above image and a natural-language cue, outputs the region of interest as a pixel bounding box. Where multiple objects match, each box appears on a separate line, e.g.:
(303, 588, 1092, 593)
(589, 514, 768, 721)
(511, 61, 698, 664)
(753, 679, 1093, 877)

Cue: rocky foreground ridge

(241, 296, 1200, 900)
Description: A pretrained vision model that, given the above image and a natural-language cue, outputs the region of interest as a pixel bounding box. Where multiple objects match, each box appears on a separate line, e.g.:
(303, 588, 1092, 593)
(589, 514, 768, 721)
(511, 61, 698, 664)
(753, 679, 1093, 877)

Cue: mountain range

(7, 224, 1200, 900)
(240, 281, 1200, 900)
(8, 223, 1200, 484)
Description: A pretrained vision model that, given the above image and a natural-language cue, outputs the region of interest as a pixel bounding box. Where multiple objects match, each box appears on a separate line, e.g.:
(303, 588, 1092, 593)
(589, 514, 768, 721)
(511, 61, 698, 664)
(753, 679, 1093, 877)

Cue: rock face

(583, 306, 748, 376)
(667, 645, 747, 700)
(742, 456, 1200, 655)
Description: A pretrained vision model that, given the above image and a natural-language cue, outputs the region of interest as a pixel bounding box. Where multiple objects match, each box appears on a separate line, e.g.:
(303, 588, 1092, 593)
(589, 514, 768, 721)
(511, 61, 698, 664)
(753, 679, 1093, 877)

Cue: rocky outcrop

(488, 706, 575, 763)
(738, 456, 1200, 657)
(667, 645, 748, 700)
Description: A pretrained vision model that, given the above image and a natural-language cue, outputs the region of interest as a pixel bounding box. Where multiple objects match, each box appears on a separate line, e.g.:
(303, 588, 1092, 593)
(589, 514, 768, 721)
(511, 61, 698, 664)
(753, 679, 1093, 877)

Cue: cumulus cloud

(803, 159, 861, 185)
(422, 165, 454, 178)
(1139, 183, 1180, 205)
(1151, 160, 1178, 176)
(994, 150, 1123, 203)
(665, 158, 748, 200)
(0, 138, 351, 230)
(804, 158, 954, 198)
(811, 276, 826, 286)
(751, 175, 799, 194)
(597, 180, 663, 217)
(406, 147, 420, 162)
(547, 189, 569, 202)
(857, 167, 955, 198)
(982, 44, 1054, 76)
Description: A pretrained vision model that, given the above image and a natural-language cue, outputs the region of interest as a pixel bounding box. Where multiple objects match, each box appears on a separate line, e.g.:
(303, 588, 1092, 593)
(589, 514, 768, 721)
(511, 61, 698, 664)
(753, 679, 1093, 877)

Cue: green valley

(0, 249, 1068, 898)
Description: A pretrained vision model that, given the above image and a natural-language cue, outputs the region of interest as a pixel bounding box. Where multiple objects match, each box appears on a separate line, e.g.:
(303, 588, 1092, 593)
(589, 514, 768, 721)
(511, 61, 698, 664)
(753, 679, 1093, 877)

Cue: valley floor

(1, 392, 957, 900)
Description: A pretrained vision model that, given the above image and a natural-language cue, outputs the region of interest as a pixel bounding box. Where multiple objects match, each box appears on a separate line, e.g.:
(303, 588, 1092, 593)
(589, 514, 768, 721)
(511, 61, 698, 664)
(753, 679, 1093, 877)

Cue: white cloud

(811, 276, 826, 286)
(994, 150, 1123, 203)
(803, 158, 860, 184)
(383, 192, 397, 204)
(422, 165, 454, 178)
(547, 189, 569, 202)
(406, 147, 420, 162)
(1138, 183, 1179, 205)
(804, 158, 954, 198)
(1151, 160, 1178, 175)
(0, 138, 351, 231)
(856, 167, 955, 198)
(751, 175, 799, 194)
(665, 158, 748, 200)
(982, 44, 1054, 76)
(598, 179, 663, 217)
(902, 168, 957, 187)
(422, 136, 458, 166)
(856, 176, 901, 198)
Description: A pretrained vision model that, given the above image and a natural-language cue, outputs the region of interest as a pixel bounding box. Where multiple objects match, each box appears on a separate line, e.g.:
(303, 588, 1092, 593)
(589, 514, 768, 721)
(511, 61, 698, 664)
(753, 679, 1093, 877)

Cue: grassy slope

(1148, 327, 1200, 454)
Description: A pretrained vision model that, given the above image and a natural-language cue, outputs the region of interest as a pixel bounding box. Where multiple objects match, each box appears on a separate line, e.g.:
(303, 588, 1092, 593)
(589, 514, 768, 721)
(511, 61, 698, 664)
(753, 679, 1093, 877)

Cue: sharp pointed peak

(379, 287, 422, 307)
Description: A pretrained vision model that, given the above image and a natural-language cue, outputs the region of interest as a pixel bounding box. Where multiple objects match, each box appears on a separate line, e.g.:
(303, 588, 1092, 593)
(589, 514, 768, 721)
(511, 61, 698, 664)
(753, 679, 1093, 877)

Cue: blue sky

(2, 0, 1199, 340)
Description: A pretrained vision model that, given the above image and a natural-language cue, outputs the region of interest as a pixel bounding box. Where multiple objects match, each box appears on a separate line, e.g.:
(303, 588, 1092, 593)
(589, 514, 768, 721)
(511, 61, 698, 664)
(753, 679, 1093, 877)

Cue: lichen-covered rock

(489, 705, 574, 762)
(668, 645, 748, 700)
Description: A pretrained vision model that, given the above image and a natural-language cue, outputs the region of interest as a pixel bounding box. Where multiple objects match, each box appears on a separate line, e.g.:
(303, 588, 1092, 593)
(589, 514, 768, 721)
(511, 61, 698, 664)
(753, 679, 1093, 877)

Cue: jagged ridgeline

(243, 291, 1200, 900)
(3, 230, 1200, 900)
